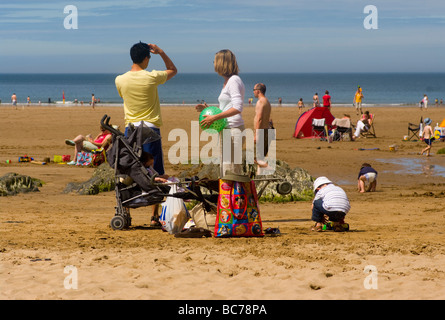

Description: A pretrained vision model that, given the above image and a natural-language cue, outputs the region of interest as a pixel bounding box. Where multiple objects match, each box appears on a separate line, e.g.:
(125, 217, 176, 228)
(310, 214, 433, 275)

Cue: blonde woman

(195, 49, 246, 176)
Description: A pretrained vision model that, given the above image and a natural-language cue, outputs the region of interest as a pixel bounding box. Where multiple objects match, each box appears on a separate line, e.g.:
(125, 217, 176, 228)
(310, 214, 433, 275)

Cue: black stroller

(101, 115, 292, 231)
(101, 115, 219, 230)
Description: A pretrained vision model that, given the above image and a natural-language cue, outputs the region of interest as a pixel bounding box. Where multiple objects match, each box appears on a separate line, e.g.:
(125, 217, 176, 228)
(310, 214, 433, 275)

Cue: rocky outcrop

(63, 160, 314, 202)
(254, 160, 314, 202)
(0, 173, 43, 196)
(64, 163, 115, 195)
(177, 160, 314, 202)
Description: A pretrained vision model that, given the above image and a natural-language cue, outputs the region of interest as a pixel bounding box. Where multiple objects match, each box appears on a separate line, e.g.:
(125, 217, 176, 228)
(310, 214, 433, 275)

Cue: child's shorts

(364, 172, 377, 183)
(424, 139, 433, 146)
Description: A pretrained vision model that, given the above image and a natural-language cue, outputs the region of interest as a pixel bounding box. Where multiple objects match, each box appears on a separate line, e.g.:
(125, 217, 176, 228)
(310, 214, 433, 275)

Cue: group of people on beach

(419, 95, 444, 109)
(113, 43, 274, 226)
(299, 85, 364, 115)
(297, 90, 332, 115)
(7, 93, 98, 108)
(63, 42, 383, 232)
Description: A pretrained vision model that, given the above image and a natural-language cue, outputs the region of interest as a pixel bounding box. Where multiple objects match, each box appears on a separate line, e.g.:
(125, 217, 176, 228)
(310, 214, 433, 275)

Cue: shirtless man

(91, 94, 96, 109)
(313, 93, 320, 107)
(11, 93, 17, 109)
(253, 83, 272, 170)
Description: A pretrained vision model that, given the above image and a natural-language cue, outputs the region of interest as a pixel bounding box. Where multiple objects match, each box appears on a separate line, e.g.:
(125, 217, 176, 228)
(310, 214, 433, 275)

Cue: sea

(1, 72, 445, 107)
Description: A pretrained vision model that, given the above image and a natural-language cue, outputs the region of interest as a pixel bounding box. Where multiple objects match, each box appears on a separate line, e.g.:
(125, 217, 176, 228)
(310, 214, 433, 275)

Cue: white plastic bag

(159, 184, 189, 234)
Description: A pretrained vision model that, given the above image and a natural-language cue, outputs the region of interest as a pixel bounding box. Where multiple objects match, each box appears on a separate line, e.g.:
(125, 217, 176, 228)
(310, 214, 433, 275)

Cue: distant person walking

(423, 94, 428, 109)
(322, 90, 331, 111)
(11, 93, 17, 109)
(298, 98, 305, 114)
(420, 118, 434, 156)
(354, 86, 363, 115)
(313, 93, 320, 107)
(91, 94, 96, 109)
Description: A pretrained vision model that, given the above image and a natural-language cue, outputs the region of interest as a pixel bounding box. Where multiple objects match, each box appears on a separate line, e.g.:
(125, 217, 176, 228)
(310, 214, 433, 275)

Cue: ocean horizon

(1, 72, 445, 107)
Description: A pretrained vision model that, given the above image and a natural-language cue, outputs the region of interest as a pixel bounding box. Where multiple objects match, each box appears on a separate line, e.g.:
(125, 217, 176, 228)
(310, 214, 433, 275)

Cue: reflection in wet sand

(376, 158, 445, 177)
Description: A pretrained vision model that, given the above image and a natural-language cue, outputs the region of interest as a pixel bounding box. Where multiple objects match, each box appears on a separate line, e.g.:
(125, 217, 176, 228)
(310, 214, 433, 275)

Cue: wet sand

(1, 104, 445, 300)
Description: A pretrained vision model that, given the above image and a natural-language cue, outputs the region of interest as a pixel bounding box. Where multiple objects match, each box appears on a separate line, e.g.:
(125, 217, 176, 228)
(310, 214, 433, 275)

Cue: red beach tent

(293, 107, 335, 139)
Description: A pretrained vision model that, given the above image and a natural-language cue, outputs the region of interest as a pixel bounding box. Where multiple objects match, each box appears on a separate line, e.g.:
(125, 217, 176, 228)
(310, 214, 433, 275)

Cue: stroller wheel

(276, 181, 292, 195)
(110, 216, 126, 230)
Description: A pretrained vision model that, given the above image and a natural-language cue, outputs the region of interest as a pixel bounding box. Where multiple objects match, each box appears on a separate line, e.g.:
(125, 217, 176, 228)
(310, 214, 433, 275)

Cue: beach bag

(91, 149, 106, 166)
(214, 175, 264, 237)
(76, 151, 93, 166)
(160, 184, 189, 234)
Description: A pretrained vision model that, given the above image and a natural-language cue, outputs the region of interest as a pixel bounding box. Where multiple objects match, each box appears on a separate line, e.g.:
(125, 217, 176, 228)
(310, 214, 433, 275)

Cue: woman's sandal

(311, 223, 323, 232)
(150, 216, 162, 228)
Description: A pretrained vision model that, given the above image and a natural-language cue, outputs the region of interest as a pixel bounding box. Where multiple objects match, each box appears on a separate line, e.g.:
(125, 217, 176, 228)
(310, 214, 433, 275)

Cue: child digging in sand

(357, 163, 378, 193)
(311, 177, 350, 232)
(421, 118, 434, 157)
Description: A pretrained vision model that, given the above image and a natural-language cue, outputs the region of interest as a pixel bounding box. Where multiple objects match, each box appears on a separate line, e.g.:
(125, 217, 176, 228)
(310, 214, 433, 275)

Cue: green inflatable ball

(199, 106, 227, 133)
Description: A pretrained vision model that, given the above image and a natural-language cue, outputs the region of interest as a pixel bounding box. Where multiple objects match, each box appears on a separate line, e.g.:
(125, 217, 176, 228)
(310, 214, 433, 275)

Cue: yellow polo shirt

(115, 70, 168, 127)
(355, 88, 363, 103)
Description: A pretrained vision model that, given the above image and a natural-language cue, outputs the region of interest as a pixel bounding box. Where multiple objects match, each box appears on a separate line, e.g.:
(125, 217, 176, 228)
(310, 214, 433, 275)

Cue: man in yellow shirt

(115, 42, 177, 176)
(354, 85, 363, 115)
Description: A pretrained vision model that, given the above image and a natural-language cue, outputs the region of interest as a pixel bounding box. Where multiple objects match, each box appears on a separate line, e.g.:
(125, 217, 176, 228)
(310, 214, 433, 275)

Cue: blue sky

(1, 0, 445, 73)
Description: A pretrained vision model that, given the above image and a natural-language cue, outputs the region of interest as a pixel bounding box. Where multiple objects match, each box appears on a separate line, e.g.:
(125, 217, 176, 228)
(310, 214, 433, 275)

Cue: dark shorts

(312, 199, 346, 223)
(125, 126, 164, 175)
(424, 138, 433, 146)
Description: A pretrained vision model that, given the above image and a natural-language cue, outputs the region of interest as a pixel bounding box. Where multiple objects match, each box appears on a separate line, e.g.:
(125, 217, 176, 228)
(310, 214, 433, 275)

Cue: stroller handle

(101, 114, 123, 136)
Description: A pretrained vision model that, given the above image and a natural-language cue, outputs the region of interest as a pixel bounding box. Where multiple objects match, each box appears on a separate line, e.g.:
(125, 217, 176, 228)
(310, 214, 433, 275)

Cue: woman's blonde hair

(214, 49, 239, 77)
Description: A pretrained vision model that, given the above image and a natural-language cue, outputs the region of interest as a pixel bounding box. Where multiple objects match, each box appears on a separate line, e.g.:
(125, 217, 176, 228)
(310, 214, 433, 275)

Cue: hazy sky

(1, 0, 445, 73)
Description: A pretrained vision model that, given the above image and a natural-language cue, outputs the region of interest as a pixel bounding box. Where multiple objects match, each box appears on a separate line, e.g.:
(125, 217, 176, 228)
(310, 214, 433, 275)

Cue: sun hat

(313, 176, 332, 192)
(424, 118, 432, 125)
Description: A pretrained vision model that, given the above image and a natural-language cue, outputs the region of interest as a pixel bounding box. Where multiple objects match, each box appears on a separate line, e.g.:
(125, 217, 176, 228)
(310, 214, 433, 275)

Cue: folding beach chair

(360, 114, 376, 138)
(332, 118, 352, 141)
(311, 118, 327, 140)
(407, 116, 423, 141)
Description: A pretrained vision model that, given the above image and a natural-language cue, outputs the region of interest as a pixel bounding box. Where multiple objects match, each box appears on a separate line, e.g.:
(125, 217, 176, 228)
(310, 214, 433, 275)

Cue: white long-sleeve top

(218, 75, 245, 128)
(313, 184, 351, 214)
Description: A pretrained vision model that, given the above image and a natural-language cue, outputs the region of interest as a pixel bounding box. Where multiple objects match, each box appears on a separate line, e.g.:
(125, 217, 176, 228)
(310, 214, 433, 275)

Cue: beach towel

(214, 177, 264, 237)
(76, 151, 93, 166)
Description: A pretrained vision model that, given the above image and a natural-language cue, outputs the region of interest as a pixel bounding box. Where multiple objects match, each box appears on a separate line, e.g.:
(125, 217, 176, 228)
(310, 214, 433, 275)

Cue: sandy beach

(1, 104, 445, 300)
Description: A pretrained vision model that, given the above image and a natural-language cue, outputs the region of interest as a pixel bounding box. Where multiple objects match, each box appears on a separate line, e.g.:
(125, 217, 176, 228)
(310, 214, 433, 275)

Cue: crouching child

(311, 177, 351, 232)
